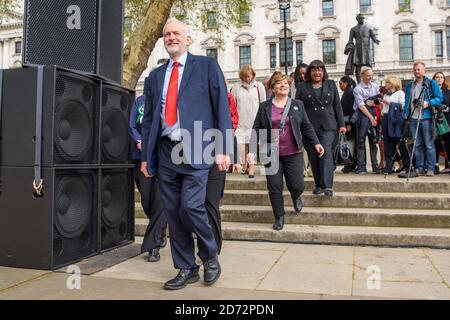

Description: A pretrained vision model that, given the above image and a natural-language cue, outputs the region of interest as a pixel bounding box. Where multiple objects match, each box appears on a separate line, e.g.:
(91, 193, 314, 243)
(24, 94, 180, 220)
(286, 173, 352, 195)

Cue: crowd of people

(130, 18, 449, 291)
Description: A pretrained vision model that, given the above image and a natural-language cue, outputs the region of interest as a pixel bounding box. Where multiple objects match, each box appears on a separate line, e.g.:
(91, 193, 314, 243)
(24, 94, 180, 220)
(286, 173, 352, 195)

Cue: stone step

(221, 190, 450, 210)
(219, 205, 450, 229)
(224, 174, 450, 193)
(134, 219, 450, 249)
(134, 204, 450, 228)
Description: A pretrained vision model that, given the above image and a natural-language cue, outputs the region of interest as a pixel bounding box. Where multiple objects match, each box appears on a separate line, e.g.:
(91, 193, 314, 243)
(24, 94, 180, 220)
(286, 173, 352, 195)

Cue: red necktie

(165, 62, 179, 127)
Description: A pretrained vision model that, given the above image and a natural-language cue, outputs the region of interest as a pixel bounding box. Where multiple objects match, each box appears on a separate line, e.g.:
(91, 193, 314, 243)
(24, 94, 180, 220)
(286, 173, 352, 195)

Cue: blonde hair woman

(380, 76, 406, 174)
(232, 65, 266, 178)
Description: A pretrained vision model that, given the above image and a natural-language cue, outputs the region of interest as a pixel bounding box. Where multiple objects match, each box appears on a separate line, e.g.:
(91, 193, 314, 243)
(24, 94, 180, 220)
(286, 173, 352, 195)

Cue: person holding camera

(432, 72, 450, 174)
(352, 67, 381, 174)
(380, 76, 406, 174)
(400, 62, 443, 178)
(248, 72, 324, 230)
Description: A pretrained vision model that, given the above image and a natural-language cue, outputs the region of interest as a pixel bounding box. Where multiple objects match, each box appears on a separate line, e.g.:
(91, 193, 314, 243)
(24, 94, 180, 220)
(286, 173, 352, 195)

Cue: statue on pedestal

(345, 14, 380, 83)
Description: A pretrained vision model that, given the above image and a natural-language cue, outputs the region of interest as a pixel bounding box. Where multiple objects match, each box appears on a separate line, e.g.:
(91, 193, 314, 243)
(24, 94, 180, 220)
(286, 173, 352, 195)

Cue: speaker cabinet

(0, 66, 100, 167)
(0, 167, 98, 270)
(23, 0, 124, 84)
(101, 83, 133, 164)
(0, 66, 135, 270)
(101, 168, 134, 251)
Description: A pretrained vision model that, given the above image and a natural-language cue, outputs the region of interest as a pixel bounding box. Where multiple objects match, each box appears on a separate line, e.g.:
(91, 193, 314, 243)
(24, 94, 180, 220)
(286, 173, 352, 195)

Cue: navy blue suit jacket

(141, 53, 233, 171)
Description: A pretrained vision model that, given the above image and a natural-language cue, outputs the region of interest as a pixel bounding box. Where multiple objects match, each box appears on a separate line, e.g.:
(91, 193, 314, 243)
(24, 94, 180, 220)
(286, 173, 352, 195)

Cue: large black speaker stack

(0, 0, 135, 270)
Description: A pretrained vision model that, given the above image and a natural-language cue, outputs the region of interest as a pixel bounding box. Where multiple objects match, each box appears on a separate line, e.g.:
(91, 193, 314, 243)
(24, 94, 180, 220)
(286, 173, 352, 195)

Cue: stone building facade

(2, 1, 450, 94)
(144, 0, 450, 92)
(0, 11, 23, 69)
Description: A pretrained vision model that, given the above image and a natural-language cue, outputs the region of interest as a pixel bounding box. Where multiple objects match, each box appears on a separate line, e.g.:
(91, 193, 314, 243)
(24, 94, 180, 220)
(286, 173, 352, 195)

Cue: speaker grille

(24, 0, 98, 73)
(101, 169, 133, 250)
(53, 170, 97, 268)
(53, 72, 98, 164)
(54, 175, 92, 238)
(101, 85, 132, 163)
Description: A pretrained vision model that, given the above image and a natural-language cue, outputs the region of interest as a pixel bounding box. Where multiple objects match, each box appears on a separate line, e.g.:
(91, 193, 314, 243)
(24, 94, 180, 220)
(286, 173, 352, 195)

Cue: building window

(322, 0, 334, 16)
(206, 48, 218, 60)
(270, 43, 277, 68)
(296, 41, 303, 65)
(447, 0, 450, 7)
(15, 41, 22, 55)
(399, 34, 413, 61)
(239, 46, 251, 68)
(280, 37, 293, 68)
(240, 9, 250, 24)
(280, 6, 291, 21)
(435, 31, 443, 58)
(447, 25, 450, 57)
(206, 11, 217, 28)
(360, 0, 371, 13)
(398, 0, 411, 11)
(323, 39, 336, 64)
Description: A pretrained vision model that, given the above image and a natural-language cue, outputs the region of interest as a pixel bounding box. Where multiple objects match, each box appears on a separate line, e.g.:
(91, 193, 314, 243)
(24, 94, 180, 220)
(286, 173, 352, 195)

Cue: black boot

(292, 196, 303, 213)
(273, 216, 284, 230)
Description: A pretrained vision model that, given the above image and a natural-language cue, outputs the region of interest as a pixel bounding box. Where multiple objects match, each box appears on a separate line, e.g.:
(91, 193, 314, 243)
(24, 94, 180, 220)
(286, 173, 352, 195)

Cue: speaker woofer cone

(102, 108, 128, 161)
(102, 174, 128, 228)
(55, 99, 93, 161)
(55, 176, 92, 239)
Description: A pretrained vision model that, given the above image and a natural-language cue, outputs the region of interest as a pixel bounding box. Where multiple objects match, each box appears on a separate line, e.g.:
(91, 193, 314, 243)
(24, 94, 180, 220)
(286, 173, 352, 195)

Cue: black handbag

(334, 132, 353, 166)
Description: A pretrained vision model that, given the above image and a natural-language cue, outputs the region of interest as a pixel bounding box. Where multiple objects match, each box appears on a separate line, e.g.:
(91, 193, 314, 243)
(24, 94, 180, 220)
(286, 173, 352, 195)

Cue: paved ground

(1, 238, 449, 300)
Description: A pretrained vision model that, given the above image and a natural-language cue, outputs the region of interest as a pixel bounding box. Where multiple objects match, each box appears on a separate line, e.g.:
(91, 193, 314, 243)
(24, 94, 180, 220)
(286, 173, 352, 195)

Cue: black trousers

(205, 165, 226, 255)
(134, 161, 167, 253)
(306, 129, 336, 189)
(382, 116, 410, 172)
(265, 153, 304, 218)
(356, 115, 379, 168)
(435, 132, 450, 166)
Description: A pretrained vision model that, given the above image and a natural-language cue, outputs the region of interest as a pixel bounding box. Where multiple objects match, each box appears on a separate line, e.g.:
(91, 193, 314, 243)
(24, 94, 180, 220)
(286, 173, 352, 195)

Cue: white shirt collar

(169, 51, 188, 68)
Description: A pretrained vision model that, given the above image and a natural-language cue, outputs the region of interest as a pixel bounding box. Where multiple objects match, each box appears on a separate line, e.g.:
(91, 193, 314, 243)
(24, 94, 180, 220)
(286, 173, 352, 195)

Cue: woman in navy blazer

(295, 60, 346, 196)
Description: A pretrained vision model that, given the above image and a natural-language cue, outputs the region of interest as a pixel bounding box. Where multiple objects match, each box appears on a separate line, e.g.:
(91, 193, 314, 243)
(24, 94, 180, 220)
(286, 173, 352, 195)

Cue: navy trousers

(306, 129, 336, 190)
(157, 138, 218, 270)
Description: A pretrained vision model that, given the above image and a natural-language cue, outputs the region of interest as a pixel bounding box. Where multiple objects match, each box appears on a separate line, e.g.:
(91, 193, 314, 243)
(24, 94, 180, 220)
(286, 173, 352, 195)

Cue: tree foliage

(123, 0, 252, 88)
(0, 0, 19, 22)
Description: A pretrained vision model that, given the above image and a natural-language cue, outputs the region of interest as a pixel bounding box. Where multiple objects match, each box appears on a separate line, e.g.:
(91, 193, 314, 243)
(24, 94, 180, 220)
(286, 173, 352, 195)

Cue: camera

(437, 104, 449, 113)
(368, 126, 382, 144)
(365, 94, 382, 106)
(436, 104, 449, 124)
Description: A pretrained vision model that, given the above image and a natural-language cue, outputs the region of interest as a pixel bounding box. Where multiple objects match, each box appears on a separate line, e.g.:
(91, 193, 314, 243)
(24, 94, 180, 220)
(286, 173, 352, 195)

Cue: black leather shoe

(148, 248, 160, 262)
(164, 269, 200, 290)
(355, 167, 367, 174)
(398, 170, 418, 178)
(293, 196, 303, 213)
(312, 187, 322, 195)
(272, 216, 284, 230)
(203, 256, 221, 286)
(324, 189, 333, 196)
